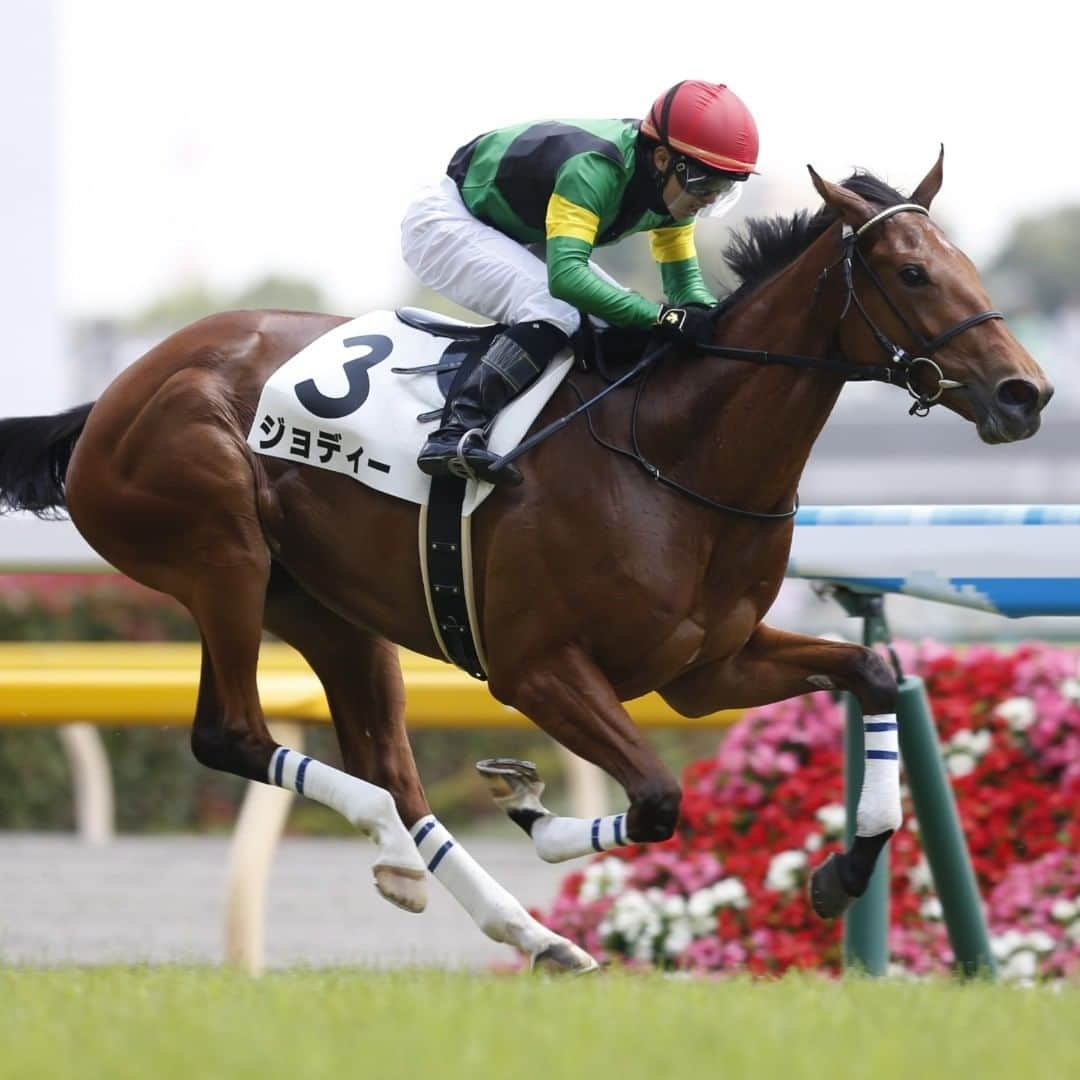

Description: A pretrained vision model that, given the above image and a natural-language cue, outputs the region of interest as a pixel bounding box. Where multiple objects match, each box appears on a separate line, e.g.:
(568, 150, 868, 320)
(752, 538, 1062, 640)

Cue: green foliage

(0, 575, 205, 832)
(987, 205, 1080, 314)
(1, 730, 72, 830)
(0, 574, 196, 643)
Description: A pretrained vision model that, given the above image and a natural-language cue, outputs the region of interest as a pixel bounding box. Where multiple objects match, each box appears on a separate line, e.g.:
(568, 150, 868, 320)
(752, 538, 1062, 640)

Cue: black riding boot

(417, 321, 569, 485)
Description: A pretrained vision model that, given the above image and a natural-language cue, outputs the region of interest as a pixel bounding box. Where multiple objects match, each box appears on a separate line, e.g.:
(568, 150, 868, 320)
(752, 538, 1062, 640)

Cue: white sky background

(58, 0, 1079, 318)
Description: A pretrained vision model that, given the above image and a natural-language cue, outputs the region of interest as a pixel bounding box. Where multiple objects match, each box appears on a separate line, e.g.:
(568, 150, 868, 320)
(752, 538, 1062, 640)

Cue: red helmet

(640, 81, 759, 175)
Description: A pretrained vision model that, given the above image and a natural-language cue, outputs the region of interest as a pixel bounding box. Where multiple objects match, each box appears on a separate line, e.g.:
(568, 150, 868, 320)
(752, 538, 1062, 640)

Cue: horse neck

(649, 224, 849, 514)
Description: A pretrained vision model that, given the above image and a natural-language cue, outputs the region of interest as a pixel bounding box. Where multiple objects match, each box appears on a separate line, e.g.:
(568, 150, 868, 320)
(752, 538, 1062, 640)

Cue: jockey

(401, 80, 759, 485)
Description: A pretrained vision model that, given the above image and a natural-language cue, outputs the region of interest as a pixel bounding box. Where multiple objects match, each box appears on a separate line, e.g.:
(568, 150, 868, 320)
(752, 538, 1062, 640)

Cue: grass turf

(1, 967, 1077, 1079)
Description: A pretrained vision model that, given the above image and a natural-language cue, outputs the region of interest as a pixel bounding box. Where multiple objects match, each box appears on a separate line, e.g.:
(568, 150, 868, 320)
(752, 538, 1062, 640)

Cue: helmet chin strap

(646, 82, 687, 211)
(647, 148, 685, 214)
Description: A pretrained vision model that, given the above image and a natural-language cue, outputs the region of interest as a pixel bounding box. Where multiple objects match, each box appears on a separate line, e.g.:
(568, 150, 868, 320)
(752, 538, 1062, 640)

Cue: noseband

(835, 203, 1004, 415)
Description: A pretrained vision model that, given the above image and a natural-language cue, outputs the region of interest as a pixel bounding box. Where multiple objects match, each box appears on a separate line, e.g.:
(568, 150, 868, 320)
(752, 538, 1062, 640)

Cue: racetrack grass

(1, 968, 1077, 1080)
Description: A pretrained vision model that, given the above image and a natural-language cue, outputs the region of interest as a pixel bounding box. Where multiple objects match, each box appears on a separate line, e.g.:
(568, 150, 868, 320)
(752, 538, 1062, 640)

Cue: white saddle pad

(246, 309, 574, 516)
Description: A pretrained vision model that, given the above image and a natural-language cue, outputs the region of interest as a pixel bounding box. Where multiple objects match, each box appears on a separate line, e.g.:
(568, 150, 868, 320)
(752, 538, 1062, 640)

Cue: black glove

(655, 303, 718, 347)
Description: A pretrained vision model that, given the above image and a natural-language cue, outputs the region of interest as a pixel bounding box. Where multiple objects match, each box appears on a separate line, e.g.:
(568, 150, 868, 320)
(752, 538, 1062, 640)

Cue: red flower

(543, 642, 1079, 980)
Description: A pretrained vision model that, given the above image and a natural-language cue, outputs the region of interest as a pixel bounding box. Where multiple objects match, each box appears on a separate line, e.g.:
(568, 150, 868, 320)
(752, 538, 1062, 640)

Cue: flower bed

(543, 642, 1079, 980)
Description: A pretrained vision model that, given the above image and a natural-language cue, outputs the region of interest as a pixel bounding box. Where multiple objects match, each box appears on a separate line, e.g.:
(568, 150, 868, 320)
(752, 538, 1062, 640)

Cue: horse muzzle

(975, 376, 1053, 444)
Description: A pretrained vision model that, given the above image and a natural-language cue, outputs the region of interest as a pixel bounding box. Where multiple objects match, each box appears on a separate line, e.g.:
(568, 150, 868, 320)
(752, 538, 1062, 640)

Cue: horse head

(808, 150, 1052, 443)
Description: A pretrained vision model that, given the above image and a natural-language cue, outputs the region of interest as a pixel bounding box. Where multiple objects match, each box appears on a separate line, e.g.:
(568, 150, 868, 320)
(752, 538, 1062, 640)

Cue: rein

(491, 203, 1004, 518)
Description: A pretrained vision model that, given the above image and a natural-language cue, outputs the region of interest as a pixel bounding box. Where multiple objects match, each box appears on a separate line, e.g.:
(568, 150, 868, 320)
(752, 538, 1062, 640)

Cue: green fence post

(831, 589, 894, 976)
(843, 691, 891, 975)
(897, 674, 997, 978)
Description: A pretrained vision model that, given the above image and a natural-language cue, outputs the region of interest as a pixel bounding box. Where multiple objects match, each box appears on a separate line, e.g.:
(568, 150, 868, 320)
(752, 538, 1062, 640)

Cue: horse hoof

(373, 865, 428, 914)
(531, 940, 600, 976)
(476, 758, 548, 809)
(809, 853, 854, 920)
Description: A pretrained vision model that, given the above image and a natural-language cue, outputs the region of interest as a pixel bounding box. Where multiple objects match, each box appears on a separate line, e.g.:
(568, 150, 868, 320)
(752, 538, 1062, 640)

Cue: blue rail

(788, 505, 1080, 617)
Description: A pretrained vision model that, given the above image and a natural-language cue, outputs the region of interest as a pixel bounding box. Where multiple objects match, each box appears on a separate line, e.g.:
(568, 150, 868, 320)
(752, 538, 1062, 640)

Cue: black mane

(722, 172, 908, 300)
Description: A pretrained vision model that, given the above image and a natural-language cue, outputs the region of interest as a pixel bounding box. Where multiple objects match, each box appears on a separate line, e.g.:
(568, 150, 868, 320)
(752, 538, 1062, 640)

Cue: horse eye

(899, 264, 929, 287)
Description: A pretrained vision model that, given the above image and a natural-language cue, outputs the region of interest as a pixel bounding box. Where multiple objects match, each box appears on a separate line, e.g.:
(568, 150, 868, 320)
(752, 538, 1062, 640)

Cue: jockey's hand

(655, 303, 718, 348)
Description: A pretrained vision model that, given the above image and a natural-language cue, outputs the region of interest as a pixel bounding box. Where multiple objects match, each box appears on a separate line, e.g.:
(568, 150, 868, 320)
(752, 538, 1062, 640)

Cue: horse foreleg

(475, 756, 635, 864)
(488, 646, 683, 862)
(659, 622, 901, 919)
(263, 565, 594, 972)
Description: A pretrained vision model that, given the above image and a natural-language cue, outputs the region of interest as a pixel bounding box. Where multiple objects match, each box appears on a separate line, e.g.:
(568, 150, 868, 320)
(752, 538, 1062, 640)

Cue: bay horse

(0, 154, 1051, 972)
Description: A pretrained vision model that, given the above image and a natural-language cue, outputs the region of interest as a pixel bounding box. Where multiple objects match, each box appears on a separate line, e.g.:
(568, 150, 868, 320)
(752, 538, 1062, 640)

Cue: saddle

(393, 308, 653, 428)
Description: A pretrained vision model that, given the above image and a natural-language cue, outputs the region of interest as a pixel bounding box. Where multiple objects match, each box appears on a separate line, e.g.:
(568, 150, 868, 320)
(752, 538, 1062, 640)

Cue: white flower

(1066, 921, 1080, 943)
(663, 924, 694, 957)
(994, 696, 1035, 732)
(1050, 898, 1077, 923)
(1001, 950, 1038, 980)
(578, 856, 631, 903)
(687, 911, 716, 937)
(711, 877, 749, 909)
(950, 728, 975, 750)
(815, 804, 846, 838)
(765, 850, 808, 892)
(684, 877, 749, 934)
(909, 857, 934, 892)
(1024, 931, 1055, 954)
(947, 752, 976, 777)
(607, 890, 660, 941)
(1061, 677, 1080, 703)
(919, 897, 943, 921)
(804, 833, 823, 852)
(687, 888, 718, 921)
(661, 894, 687, 920)
(991, 929, 1024, 960)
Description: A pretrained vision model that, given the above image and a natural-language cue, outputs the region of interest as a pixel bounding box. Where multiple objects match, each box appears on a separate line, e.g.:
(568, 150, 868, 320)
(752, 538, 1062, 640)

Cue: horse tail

(0, 402, 95, 516)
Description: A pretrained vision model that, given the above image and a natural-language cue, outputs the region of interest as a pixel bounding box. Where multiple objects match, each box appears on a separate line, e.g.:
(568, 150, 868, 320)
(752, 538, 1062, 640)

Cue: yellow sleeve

(649, 224, 697, 264)
(546, 193, 601, 246)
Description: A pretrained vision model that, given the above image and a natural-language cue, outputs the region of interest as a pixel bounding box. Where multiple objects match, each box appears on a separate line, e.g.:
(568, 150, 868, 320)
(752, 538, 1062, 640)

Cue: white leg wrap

(411, 815, 557, 953)
(530, 812, 632, 864)
(855, 713, 903, 837)
(269, 747, 423, 874)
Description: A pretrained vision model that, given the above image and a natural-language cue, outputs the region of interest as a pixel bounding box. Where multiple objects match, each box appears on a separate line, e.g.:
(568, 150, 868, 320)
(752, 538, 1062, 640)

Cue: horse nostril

(995, 378, 1040, 415)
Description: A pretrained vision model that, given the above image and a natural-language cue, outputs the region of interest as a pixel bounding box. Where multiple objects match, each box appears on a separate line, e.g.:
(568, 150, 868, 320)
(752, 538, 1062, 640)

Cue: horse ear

(911, 145, 945, 209)
(807, 165, 876, 229)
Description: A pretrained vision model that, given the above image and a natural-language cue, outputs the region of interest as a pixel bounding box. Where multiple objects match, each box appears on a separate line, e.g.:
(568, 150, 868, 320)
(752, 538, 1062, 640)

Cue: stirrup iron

(445, 428, 486, 481)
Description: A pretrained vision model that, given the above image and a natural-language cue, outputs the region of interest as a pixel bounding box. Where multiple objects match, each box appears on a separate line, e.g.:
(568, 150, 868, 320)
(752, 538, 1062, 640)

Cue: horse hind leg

(261, 563, 426, 913)
(63, 367, 425, 905)
(188, 556, 427, 912)
(262, 564, 595, 973)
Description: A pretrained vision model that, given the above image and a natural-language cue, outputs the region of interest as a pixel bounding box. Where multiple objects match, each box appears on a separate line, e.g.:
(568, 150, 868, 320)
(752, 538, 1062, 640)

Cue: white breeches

(400, 176, 626, 336)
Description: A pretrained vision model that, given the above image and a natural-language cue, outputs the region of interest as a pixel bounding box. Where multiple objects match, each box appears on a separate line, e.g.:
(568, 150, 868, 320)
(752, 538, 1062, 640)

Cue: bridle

(827, 203, 1004, 416)
(697, 202, 1004, 417)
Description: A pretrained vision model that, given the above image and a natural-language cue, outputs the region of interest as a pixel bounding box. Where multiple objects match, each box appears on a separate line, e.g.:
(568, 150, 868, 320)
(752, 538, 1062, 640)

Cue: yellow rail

(0, 642, 739, 729)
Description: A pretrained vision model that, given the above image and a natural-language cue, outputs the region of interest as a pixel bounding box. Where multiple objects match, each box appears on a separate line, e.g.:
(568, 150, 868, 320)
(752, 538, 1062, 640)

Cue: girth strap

(421, 478, 487, 681)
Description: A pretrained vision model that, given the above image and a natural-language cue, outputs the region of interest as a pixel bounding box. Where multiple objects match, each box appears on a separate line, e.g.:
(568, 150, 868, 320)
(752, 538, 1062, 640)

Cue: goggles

(672, 156, 745, 197)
